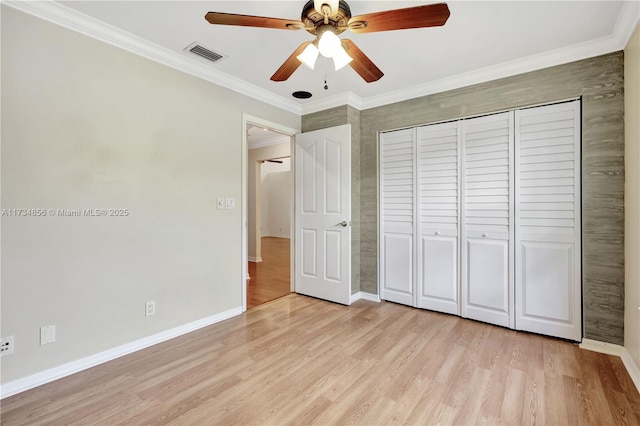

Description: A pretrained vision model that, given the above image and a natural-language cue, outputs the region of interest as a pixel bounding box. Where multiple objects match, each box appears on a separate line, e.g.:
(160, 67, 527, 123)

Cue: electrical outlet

(225, 198, 236, 209)
(216, 198, 225, 210)
(40, 325, 56, 346)
(1, 336, 15, 356)
(145, 301, 156, 316)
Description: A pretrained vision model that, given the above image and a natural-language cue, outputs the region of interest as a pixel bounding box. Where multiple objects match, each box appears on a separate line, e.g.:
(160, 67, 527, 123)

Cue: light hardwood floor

(247, 237, 291, 309)
(2, 295, 640, 425)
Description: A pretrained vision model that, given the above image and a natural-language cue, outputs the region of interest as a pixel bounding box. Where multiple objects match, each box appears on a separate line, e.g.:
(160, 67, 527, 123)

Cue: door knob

(336, 221, 348, 227)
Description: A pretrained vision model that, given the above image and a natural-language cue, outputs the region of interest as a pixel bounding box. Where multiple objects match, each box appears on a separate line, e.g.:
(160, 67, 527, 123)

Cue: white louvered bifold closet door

(380, 129, 415, 306)
(461, 112, 515, 328)
(515, 100, 582, 341)
(416, 122, 460, 315)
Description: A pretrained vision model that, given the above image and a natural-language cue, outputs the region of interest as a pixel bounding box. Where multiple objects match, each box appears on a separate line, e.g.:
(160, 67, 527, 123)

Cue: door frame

(241, 113, 299, 313)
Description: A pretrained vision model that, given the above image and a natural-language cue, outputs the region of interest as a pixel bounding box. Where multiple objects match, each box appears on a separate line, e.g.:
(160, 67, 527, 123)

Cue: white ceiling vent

(184, 42, 225, 64)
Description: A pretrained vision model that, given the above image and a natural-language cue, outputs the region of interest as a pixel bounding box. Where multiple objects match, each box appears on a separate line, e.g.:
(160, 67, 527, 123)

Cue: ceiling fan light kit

(205, 1, 450, 83)
(317, 25, 341, 57)
(297, 43, 320, 70)
(331, 45, 353, 71)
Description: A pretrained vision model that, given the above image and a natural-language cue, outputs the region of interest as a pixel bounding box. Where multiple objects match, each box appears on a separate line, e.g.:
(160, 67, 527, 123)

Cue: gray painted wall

(304, 52, 625, 345)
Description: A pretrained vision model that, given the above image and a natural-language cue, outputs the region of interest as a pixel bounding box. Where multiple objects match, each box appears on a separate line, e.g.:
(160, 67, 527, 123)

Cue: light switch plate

(226, 198, 236, 209)
(40, 325, 56, 345)
(216, 198, 225, 210)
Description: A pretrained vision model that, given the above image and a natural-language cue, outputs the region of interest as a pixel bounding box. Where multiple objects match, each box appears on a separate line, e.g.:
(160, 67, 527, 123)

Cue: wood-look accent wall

(302, 105, 361, 295)
(303, 51, 625, 345)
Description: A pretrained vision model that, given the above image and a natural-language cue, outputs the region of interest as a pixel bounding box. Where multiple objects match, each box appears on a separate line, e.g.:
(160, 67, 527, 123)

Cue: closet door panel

(520, 242, 574, 321)
(382, 233, 414, 305)
(416, 122, 459, 314)
(380, 129, 415, 306)
(515, 100, 581, 341)
(419, 235, 458, 314)
(465, 237, 510, 327)
(461, 112, 514, 328)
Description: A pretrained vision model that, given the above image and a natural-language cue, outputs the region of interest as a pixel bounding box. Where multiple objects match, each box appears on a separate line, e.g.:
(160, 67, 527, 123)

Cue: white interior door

(295, 124, 351, 305)
(515, 100, 582, 340)
(380, 128, 415, 306)
(461, 112, 515, 328)
(416, 122, 460, 315)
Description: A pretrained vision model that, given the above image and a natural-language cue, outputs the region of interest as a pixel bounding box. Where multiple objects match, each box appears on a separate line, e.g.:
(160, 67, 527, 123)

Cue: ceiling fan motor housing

(301, 0, 352, 35)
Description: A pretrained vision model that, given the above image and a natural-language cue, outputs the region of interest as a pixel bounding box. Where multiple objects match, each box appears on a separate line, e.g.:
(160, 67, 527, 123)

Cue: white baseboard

(0, 306, 242, 399)
(621, 349, 640, 394)
(579, 338, 624, 356)
(248, 256, 262, 263)
(579, 338, 640, 394)
(349, 291, 381, 304)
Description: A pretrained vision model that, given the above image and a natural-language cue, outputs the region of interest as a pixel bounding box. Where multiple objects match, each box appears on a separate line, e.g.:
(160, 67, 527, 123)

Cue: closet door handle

(435, 231, 440, 235)
(482, 233, 489, 238)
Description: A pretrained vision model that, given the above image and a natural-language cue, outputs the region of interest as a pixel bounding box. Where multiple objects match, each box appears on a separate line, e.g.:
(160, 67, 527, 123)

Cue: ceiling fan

(205, 1, 450, 83)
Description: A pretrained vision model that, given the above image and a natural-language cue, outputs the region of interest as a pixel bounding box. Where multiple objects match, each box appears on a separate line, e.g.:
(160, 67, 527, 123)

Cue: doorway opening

(245, 121, 295, 309)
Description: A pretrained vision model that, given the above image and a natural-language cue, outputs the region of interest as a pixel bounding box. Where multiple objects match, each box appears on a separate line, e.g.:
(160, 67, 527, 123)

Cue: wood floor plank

(451, 367, 492, 425)
(500, 367, 526, 423)
(478, 367, 508, 421)
(521, 367, 545, 425)
(543, 374, 570, 425)
(2, 295, 639, 425)
(606, 389, 640, 426)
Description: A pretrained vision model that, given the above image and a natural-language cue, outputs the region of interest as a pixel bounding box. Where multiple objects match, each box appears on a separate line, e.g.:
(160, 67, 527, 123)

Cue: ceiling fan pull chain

(324, 58, 329, 90)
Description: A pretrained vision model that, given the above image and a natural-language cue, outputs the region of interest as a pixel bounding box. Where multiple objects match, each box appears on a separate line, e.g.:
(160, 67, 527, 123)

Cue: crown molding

(616, 0, 640, 48)
(300, 91, 364, 115)
(5, 0, 638, 117)
(3, 0, 302, 115)
(360, 33, 624, 111)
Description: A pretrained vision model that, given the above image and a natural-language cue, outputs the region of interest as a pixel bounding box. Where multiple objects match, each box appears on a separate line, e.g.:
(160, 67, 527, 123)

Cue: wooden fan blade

(271, 42, 312, 82)
(348, 3, 450, 34)
(341, 40, 383, 83)
(205, 12, 304, 30)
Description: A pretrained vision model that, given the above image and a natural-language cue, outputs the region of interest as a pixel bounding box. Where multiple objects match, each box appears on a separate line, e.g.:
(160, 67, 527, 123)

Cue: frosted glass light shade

(332, 46, 353, 70)
(297, 44, 319, 69)
(318, 30, 341, 58)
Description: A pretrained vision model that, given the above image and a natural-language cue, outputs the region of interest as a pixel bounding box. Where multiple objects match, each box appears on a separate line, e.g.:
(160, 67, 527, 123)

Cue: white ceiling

(247, 124, 290, 150)
(16, 1, 640, 114)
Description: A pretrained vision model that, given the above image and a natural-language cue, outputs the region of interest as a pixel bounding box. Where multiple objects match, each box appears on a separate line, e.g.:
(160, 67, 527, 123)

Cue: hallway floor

(247, 237, 291, 308)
